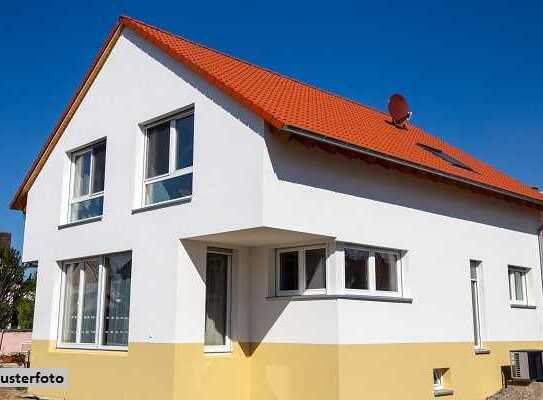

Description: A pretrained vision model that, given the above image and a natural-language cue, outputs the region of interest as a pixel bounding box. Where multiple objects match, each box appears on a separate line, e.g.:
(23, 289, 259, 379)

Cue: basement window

(433, 368, 453, 397)
(417, 143, 473, 171)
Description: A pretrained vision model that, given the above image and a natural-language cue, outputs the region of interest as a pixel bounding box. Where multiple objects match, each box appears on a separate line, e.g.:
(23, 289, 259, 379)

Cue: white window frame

(508, 266, 529, 305)
(470, 260, 482, 349)
(275, 245, 328, 297)
(68, 142, 106, 222)
(339, 244, 403, 297)
(57, 255, 130, 351)
(142, 108, 194, 207)
(204, 249, 232, 354)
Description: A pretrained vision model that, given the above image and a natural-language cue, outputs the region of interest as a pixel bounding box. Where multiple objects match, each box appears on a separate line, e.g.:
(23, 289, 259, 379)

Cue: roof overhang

(181, 227, 334, 247)
(10, 16, 543, 213)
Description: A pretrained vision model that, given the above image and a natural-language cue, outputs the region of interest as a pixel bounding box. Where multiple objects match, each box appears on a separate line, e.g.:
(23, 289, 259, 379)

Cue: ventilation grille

(511, 352, 521, 378)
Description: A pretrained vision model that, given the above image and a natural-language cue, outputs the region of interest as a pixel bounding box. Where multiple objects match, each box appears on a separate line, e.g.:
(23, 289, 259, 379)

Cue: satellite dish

(388, 93, 412, 127)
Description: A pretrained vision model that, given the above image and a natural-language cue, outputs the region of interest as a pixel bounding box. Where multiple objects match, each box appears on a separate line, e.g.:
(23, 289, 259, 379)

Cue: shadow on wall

(182, 240, 289, 358)
(265, 131, 540, 235)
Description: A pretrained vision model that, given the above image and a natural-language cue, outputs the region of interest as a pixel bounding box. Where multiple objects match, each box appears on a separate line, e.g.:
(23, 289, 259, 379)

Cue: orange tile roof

(10, 16, 543, 210)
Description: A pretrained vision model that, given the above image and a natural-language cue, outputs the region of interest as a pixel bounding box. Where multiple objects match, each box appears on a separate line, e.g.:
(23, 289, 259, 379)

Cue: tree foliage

(0, 247, 35, 329)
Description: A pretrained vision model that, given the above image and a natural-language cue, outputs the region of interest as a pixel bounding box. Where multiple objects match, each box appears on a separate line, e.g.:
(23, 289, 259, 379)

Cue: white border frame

(338, 243, 404, 297)
(204, 248, 232, 354)
(57, 253, 130, 351)
(141, 108, 194, 208)
(275, 245, 328, 297)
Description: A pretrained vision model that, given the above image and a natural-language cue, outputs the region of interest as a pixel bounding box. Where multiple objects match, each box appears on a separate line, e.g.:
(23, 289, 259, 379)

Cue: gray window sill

(434, 389, 454, 397)
(131, 196, 191, 214)
(475, 348, 491, 355)
(511, 304, 537, 309)
(266, 294, 413, 303)
(58, 216, 102, 230)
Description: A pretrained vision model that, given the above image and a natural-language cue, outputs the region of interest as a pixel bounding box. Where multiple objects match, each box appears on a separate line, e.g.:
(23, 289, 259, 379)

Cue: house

(0, 233, 11, 249)
(10, 15, 543, 400)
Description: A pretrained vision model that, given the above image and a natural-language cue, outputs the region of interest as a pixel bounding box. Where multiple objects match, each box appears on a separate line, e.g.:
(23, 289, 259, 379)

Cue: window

(204, 250, 231, 352)
(276, 246, 327, 296)
(432, 368, 453, 396)
(470, 260, 482, 348)
(508, 266, 528, 305)
(433, 369, 444, 391)
(417, 143, 473, 171)
(343, 246, 402, 295)
(59, 252, 131, 349)
(143, 109, 194, 206)
(68, 141, 106, 222)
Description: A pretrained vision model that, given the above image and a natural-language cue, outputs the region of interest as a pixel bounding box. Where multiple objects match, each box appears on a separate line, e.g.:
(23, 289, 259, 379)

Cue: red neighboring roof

(10, 16, 543, 210)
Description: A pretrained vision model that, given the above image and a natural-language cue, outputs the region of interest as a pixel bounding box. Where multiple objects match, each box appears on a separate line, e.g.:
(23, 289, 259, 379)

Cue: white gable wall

(23, 28, 265, 342)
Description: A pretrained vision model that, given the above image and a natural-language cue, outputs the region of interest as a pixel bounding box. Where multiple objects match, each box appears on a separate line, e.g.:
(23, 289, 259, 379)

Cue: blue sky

(1, 1, 542, 250)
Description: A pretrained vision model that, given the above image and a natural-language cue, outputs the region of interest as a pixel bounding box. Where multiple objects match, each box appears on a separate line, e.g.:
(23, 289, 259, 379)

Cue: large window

(59, 252, 132, 349)
(343, 246, 402, 295)
(470, 260, 482, 348)
(204, 250, 231, 353)
(68, 141, 106, 222)
(508, 266, 528, 305)
(143, 109, 194, 206)
(276, 246, 327, 296)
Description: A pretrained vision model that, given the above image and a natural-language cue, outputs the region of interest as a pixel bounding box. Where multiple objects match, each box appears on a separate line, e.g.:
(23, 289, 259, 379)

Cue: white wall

(255, 131, 543, 344)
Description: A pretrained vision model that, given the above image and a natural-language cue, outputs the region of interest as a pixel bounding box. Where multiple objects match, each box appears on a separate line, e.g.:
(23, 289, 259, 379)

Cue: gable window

(59, 252, 132, 350)
(143, 109, 194, 206)
(276, 246, 327, 296)
(508, 266, 528, 305)
(69, 141, 106, 222)
(343, 245, 402, 295)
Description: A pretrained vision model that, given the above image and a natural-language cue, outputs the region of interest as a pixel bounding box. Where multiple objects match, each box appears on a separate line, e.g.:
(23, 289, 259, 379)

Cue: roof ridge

(119, 15, 391, 120)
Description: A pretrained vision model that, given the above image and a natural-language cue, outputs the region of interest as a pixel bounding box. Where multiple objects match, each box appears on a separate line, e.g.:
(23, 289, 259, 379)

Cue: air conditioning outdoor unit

(510, 350, 543, 381)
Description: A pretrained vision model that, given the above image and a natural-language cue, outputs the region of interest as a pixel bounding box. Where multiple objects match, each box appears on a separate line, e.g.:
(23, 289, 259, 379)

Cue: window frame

(340, 244, 403, 297)
(204, 248, 232, 354)
(508, 266, 529, 306)
(68, 141, 106, 223)
(57, 253, 131, 351)
(275, 245, 328, 297)
(470, 260, 482, 349)
(141, 108, 194, 207)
